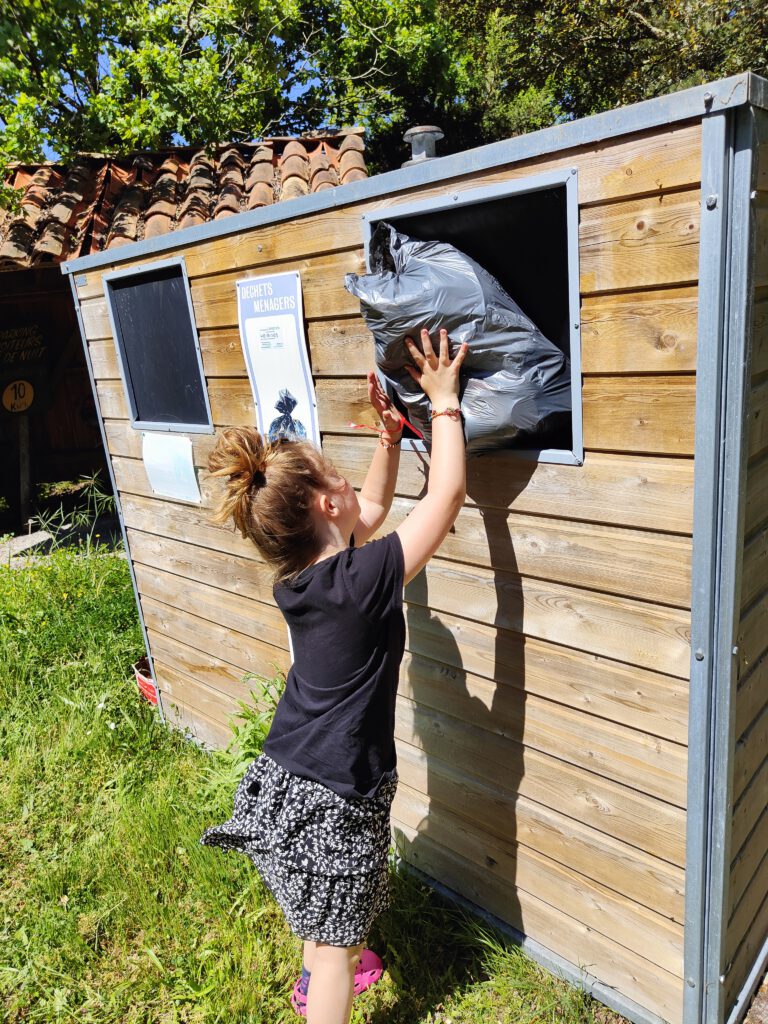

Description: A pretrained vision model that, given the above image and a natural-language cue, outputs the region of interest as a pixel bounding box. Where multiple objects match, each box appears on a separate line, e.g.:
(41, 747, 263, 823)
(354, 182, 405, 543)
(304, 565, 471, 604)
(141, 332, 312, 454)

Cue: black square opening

(377, 184, 573, 452)
(106, 261, 211, 430)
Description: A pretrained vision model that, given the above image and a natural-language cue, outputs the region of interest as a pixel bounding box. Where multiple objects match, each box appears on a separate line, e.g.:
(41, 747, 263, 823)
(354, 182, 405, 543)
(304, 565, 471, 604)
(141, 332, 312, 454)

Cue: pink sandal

(291, 948, 384, 1016)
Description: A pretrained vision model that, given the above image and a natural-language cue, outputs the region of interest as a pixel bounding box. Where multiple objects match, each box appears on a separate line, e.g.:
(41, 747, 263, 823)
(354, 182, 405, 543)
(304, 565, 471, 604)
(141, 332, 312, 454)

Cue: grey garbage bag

(344, 221, 571, 454)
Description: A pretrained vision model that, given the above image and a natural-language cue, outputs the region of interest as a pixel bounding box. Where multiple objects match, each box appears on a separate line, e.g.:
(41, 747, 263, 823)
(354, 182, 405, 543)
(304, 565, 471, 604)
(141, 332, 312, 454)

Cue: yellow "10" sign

(2, 380, 35, 413)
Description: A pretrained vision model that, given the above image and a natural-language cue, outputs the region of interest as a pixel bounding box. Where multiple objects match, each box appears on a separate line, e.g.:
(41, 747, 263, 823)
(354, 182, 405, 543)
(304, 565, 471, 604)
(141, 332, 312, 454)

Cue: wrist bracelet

(430, 406, 462, 421)
(379, 436, 402, 449)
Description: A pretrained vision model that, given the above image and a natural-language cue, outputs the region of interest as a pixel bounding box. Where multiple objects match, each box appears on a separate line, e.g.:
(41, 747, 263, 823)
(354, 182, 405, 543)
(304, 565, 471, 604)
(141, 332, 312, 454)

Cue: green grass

(0, 547, 626, 1024)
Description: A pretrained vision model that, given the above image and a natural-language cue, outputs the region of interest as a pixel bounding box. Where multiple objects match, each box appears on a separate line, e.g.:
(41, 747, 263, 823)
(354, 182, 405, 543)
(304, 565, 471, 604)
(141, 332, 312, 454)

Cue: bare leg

(303, 939, 317, 973)
(306, 942, 363, 1024)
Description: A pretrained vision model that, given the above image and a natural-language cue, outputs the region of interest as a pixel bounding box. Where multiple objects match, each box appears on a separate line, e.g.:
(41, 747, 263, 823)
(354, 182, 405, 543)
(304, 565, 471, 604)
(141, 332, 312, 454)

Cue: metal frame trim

(61, 74, 758, 279)
(725, 933, 768, 1024)
(362, 168, 583, 466)
(684, 107, 732, 1024)
(401, 862, 671, 1024)
(102, 255, 215, 434)
(704, 103, 758, 1024)
(67, 274, 166, 727)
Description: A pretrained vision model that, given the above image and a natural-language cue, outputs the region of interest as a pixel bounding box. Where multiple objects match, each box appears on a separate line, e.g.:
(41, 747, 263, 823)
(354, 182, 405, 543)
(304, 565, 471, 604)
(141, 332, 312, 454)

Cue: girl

(200, 329, 468, 1024)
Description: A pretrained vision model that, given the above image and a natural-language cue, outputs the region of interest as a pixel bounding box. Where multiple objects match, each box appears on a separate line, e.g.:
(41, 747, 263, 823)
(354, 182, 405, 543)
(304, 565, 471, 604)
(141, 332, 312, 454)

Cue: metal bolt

(695, 648, 705, 661)
(687, 978, 696, 989)
(733, 645, 739, 656)
(706, 195, 718, 210)
(751, 191, 758, 200)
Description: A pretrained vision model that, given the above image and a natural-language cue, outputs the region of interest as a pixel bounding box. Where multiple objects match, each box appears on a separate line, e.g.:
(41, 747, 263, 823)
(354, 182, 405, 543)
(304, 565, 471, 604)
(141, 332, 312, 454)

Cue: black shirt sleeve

(342, 532, 404, 623)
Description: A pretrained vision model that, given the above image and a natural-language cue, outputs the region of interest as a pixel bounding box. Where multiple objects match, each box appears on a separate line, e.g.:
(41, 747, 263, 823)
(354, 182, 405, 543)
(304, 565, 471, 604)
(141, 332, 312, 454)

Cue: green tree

(1, 0, 767, 203)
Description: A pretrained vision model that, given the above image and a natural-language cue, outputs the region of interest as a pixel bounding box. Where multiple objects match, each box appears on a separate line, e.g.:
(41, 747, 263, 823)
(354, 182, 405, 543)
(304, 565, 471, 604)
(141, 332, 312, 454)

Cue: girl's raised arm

(395, 329, 468, 584)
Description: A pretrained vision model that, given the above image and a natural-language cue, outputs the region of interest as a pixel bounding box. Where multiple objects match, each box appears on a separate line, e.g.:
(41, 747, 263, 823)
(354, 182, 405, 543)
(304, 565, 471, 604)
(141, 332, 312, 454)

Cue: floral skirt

(199, 754, 397, 946)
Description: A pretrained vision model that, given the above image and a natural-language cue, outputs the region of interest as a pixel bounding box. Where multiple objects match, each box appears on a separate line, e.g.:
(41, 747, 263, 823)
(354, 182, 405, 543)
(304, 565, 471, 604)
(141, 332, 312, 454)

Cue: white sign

(236, 271, 320, 445)
(141, 433, 201, 504)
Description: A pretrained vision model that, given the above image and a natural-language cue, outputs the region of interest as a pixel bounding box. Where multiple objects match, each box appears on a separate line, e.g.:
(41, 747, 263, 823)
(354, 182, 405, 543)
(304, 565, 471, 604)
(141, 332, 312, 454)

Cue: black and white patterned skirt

(199, 753, 398, 946)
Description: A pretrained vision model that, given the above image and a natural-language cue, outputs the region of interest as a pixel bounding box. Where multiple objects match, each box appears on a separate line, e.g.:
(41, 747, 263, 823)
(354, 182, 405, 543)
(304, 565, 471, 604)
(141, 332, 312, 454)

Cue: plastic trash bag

(268, 388, 307, 441)
(344, 221, 571, 454)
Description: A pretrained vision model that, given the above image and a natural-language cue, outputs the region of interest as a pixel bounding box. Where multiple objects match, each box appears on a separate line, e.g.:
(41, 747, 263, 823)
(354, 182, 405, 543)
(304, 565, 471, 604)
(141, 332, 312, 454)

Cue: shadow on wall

(394, 448, 538, 954)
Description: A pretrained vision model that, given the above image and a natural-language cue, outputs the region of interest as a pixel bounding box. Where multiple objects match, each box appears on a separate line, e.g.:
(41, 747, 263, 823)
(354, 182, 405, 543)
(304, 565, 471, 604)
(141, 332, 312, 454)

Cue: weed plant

(0, 549, 624, 1023)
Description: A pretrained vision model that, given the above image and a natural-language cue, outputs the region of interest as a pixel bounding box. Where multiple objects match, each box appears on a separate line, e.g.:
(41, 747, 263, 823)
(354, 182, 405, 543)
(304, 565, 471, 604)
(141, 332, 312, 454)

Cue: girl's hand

(404, 328, 468, 405)
(367, 371, 403, 437)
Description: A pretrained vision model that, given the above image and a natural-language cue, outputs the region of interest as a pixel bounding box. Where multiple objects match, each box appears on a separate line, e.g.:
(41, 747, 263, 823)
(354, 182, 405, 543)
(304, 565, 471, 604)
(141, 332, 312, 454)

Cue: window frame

(103, 256, 214, 434)
(361, 168, 583, 465)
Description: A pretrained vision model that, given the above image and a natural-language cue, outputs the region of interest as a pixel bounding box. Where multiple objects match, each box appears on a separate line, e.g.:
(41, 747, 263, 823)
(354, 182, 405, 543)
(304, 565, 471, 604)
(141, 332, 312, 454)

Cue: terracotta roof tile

(0, 130, 367, 270)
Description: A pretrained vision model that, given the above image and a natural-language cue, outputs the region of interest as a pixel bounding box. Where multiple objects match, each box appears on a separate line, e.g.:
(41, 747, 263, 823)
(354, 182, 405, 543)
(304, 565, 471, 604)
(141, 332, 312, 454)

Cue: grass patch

(0, 547, 627, 1023)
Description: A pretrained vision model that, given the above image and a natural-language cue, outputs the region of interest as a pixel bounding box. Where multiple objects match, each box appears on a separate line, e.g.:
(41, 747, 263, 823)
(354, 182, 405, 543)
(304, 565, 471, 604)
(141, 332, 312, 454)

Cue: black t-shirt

(263, 532, 406, 799)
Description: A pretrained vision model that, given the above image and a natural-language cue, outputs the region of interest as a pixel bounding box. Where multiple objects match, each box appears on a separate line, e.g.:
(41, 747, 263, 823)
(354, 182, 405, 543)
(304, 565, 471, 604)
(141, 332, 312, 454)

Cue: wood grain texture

(732, 755, 768, 858)
(725, 843, 768, 965)
(121, 491, 259, 561)
(582, 375, 696, 454)
(136, 565, 286, 653)
(748, 378, 768, 461)
(317, 375, 699, 456)
(391, 822, 684, 1023)
(322, 436, 695, 533)
(723, 888, 768, 1015)
(398, 654, 687, 806)
(729, 805, 768, 930)
(395, 696, 686, 866)
(403, 621, 688, 745)
(395, 741, 685, 922)
(394, 782, 684, 975)
(388, 495, 692, 607)
(732, 701, 768, 807)
(158, 677, 233, 750)
(581, 287, 698, 374)
(128, 529, 272, 603)
(148, 628, 289, 703)
(752, 298, 768, 384)
(741, 526, 768, 610)
(735, 653, 768, 742)
(190, 251, 365, 329)
(579, 190, 699, 295)
(408, 558, 692, 677)
(309, 320, 375, 376)
(738, 590, 768, 677)
(745, 452, 768, 537)
(73, 122, 702, 304)
(153, 656, 239, 728)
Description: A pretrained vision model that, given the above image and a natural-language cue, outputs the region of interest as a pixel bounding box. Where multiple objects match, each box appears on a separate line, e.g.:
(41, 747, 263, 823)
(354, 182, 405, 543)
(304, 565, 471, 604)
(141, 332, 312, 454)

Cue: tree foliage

(1, 0, 767, 191)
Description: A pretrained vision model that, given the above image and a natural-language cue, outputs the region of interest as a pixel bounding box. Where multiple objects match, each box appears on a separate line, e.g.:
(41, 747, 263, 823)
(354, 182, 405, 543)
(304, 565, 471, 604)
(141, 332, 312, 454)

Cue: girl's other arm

(395, 329, 468, 584)
(354, 373, 403, 545)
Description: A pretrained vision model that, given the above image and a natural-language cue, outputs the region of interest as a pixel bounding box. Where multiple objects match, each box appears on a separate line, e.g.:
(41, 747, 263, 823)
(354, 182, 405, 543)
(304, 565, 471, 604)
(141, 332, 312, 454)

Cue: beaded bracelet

(379, 435, 402, 449)
(430, 406, 462, 421)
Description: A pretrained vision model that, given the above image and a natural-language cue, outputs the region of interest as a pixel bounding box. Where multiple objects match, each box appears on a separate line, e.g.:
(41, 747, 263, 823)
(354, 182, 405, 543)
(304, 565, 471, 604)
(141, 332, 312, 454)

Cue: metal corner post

(66, 274, 166, 728)
(685, 103, 758, 1024)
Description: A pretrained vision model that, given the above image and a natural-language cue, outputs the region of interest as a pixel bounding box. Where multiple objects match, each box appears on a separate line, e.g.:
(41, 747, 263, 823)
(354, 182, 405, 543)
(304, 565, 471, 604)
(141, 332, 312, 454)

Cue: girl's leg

(303, 939, 317, 973)
(305, 942, 363, 1024)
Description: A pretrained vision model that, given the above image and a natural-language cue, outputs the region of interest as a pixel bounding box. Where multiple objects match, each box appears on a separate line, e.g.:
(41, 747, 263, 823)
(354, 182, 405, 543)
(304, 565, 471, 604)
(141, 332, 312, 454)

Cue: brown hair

(207, 426, 333, 582)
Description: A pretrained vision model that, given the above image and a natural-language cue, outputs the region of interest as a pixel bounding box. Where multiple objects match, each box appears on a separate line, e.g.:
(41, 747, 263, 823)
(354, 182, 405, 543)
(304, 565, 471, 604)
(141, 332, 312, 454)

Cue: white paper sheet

(141, 432, 201, 503)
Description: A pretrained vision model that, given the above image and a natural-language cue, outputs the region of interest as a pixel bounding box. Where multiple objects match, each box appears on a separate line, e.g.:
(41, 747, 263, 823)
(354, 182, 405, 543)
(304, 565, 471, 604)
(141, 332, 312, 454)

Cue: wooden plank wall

(72, 121, 703, 1024)
(724, 134, 768, 1017)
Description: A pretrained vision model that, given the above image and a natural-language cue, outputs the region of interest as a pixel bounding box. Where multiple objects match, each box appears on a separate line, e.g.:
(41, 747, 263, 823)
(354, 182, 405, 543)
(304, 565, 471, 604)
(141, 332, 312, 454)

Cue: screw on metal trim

(733, 645, 739, 656)
(695, 648, 705, 661)
(706, 195, 718, 210)
(687, 978, 696, 988)
(751, 191, 759, 200)
(704, 91, 714, 108)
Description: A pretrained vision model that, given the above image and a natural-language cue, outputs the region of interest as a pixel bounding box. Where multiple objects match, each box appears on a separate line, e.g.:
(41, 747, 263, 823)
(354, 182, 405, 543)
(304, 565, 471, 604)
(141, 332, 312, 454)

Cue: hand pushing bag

(344, 221, 572, 454)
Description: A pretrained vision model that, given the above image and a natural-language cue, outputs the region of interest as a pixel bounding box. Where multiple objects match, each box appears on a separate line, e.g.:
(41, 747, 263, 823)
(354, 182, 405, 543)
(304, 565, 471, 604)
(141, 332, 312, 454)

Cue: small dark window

(364, 171, 582, 464)
(104, 258, 213, 432)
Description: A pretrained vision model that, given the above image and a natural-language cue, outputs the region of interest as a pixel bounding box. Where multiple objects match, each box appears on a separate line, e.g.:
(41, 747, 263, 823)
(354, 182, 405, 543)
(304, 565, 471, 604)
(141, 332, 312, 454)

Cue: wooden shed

(61, 73, 768, 1024)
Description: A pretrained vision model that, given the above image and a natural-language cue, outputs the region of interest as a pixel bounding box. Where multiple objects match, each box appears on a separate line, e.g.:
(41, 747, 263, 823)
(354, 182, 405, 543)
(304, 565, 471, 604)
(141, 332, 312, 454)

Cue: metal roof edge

(61, 72, 759, 278)
(747, 70, 768, 111)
